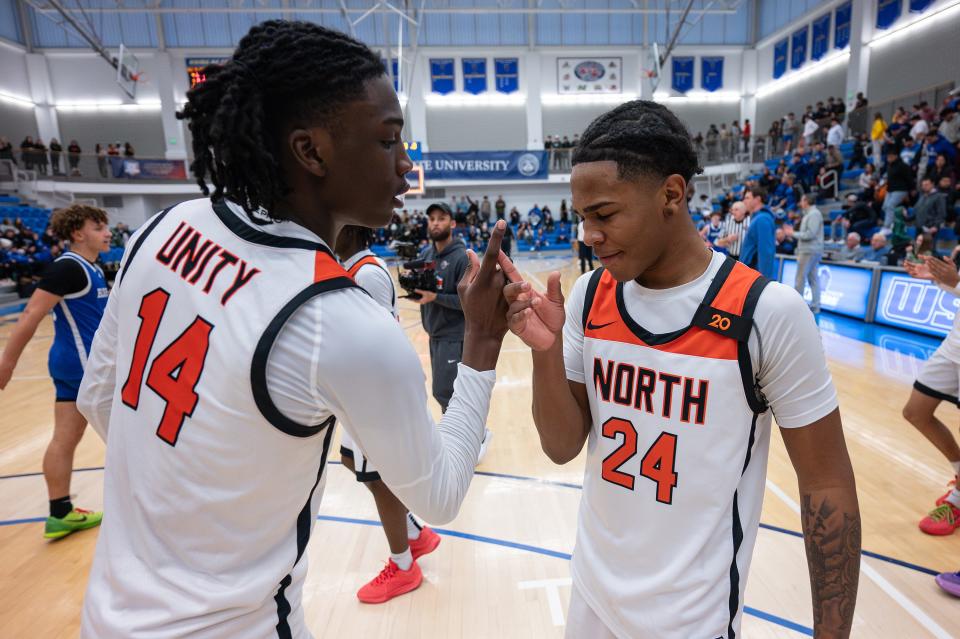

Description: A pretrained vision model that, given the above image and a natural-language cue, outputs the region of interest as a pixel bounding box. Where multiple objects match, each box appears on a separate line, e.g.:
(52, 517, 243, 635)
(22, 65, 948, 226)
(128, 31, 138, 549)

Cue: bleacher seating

(0, 205, 51, 233)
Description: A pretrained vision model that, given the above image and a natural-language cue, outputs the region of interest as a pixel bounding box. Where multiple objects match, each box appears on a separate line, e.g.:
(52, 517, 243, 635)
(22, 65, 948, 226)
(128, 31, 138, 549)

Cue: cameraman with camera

(409, 204, 469, 407)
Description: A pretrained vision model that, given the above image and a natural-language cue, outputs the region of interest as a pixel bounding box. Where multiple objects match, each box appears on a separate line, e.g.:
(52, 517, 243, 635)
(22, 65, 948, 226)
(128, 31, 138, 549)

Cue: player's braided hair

(572, 100, 702, 183)
(177, 20, 385, 221)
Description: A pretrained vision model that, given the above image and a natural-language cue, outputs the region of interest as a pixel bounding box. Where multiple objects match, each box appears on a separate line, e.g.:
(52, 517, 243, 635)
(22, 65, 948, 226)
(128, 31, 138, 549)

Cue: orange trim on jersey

(709, 261, 758, 316)
(314, 251, 349, 283)
(583, 263, 761, 360)
(347, 255, 382, 279)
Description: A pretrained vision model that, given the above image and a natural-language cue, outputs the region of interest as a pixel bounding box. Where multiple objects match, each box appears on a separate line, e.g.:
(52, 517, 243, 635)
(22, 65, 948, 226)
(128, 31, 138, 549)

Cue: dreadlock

(177, 20, 386, 221)
(572, 100, 702, 183)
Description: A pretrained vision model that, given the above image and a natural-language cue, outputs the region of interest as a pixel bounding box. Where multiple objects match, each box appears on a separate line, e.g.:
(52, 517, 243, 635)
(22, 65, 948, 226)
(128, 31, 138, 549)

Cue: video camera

(392, 241, 438, 301)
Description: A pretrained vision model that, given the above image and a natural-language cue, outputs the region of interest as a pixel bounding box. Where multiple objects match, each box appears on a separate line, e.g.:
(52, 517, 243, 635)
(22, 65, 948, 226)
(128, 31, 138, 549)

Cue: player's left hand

(413, 290, 437, 304)
(923, 255, 960, 288)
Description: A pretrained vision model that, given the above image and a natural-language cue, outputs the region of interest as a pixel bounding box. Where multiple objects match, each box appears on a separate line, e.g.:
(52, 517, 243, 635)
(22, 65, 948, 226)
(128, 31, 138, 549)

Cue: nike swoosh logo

(447, 359, 458, 364)
(586, 320, 616, 330)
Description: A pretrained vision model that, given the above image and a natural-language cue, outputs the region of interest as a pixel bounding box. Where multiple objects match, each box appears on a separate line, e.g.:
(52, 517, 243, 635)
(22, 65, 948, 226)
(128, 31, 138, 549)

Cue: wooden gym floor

(1, 254, 958, 638)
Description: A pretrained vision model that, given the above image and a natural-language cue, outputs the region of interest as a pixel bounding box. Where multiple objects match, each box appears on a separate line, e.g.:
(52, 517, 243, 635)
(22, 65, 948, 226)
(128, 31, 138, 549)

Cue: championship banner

(420, 151, 548, 180)
(834, 1, 852, 49)
(430, 58, 455, 95)
(558, 57, 621, 94)
(876, 0, 902, 29)
(773, 39, 788, 79)
(791, 26, 808, 70)
(671, 57, 694, 93)
(909, 0, 934, 12)
(700, 57, 723, 92)
(811, 13, 831, 61)
(495, 58, 519, 94)
(462, 58, 487, 95)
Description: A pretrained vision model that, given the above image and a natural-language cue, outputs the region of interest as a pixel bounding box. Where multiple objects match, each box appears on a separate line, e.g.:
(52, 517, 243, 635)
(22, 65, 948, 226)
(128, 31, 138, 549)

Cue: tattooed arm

(780, 407, 861, 638)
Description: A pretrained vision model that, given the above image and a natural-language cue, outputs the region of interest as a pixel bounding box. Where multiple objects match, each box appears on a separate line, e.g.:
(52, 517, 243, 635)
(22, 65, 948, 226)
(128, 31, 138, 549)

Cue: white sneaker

(477, 428, 493, 465)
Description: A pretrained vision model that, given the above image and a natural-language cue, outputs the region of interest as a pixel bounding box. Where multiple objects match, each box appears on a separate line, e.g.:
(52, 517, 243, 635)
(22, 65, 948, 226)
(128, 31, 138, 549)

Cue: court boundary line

(0, 512, 813, 636)
(0, 464, 942, 578)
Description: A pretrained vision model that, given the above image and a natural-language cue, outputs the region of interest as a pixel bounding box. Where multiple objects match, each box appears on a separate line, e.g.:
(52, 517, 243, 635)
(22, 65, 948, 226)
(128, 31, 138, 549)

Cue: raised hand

(903, 258, 933, 281)
(923, 255, 960, 288)
(503, 272, 565, 351)
(458, 219, 511, 344)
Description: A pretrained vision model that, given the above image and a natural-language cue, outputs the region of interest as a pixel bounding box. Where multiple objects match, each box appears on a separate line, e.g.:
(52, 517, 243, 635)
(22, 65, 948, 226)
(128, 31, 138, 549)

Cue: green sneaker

(44, 508, 103, 539)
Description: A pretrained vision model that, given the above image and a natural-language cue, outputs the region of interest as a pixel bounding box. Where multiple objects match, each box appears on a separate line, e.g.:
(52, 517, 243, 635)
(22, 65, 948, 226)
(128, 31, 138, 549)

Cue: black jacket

(419, 238, 467, 340)
(886, 159, 913, 192)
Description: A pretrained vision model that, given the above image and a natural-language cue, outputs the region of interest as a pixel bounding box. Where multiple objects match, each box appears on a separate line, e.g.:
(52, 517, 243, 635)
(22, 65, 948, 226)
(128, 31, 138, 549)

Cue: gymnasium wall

(0, 103, 38, 142)
(0, 43, 30, 99)
(56, 110, 166, 157)
(425, 105, 527, 152)
(866, 15, 960, 104)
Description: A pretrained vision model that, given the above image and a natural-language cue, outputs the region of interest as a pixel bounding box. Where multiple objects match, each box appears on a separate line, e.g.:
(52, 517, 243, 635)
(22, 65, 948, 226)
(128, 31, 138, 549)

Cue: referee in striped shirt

(715, 201, 750, 259)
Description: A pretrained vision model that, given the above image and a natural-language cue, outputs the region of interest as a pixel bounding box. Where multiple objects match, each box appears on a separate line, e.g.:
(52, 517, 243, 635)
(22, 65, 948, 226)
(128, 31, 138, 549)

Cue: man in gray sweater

(794, 193, 824, 313)
(914, 177, 947, 237)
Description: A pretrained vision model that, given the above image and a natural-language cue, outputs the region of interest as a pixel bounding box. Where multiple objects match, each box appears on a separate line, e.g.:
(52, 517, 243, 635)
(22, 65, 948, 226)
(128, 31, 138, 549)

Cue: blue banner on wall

(877, 0, 902, 29)
(701, 57, 723, 92)
(462, 58, 487, 95)
(910, 0, 934, 11)
(875, 272, 959, 337)
(109, 157, 187, 180)
(671, 57, 694, 93)
(495, 58, 519, 94)
(834, 1, 852, 49)
(430, 58, 455, 95)
(791, 26, 808, 70)
(779, 259, 872, 319)
(420, 151, 548, 181)
(773, 39, 788, 79)
(811, 13, 830, 60)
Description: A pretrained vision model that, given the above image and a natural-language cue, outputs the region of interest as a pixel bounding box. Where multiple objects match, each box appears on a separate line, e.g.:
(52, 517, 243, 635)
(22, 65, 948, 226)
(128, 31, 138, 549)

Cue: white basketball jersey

(81, 198, 362, 639)
(345, 249, 398, 319)
(573, 257, 772, 639)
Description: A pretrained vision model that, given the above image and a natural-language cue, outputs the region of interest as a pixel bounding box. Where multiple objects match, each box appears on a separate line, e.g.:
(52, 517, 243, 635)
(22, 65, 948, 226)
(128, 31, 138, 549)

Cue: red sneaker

(357, 560, 422, 604)
(934, 479, 957, 506)
(409, 526, 441, 561)
(919, 502, 960, 536)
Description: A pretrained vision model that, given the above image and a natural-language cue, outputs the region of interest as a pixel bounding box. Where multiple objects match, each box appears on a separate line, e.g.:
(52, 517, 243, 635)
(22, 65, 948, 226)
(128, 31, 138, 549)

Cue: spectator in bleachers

(858, 164, 876, 193)
(479, 195, 491, 223)
(826, 144, 844, 174)
(509, 207, 520, 225)
(855, 92, 868, 110)
(803, 115, 819, 147)
(559, 199, 569, 223)
(768, 119, 782, 153)
(36, 139, 49, 175)
(923, 129, 957, 166)
(96, 144, 108, 178)
(527, 203, 542, 227)
(772, 173, 802, 213)
(882, 150, 913, 229)
(871, 113, 887, 165)
(20, 136, 35, 171)
(860, 233, 891, 264)
(939, 108, 958, 144)
(67, 140, 81, 176)
(740, 186, 777, 280)
(123, 142, 136, 158)
(913, 177, 947, 238)
(826, 118, 844, 148)
(49, 138, 63, 176)
(705, 124, 719, 161)
(700, 212, 725, 252)
(930, 154, 955, 185)
(848, 134, 868, 169)
(742, 119, 751, 153)
(775, 226, 796, 255)
(910, 114, 930, 142)
(0, 137, 14, 166)
(495, 194, 506, 220)
(900, 137, 920, 167)
(794, 193, 824, 313)
(719, 123, 731, 160)
(838, 232, 864, 262)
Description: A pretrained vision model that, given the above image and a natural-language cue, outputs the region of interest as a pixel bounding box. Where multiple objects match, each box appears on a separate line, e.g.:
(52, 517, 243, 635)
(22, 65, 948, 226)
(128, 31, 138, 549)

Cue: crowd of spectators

(0, 213, 131, 291)
(377, 194, 575, 256)
(0, 136, 138, 178)
(695, 90, 960, 274)
(692, 119, 753, 163)
(544, 134, 580, 171)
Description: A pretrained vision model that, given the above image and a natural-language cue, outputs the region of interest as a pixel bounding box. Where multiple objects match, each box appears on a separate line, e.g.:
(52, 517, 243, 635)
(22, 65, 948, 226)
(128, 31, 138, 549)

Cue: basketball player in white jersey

(76, 21, 511, 638)
(335, 226, 442, 602)
(502, 101, 861, 639)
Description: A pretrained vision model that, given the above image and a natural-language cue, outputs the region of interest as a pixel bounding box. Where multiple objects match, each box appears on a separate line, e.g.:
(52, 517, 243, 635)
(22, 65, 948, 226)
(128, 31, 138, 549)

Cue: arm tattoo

(801, 493, 861, 636)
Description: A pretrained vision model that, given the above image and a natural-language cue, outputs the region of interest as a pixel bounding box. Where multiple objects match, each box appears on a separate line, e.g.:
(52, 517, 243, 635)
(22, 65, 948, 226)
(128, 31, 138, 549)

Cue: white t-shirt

(563, 251, 837, 428)
(937, 277, 960, 362)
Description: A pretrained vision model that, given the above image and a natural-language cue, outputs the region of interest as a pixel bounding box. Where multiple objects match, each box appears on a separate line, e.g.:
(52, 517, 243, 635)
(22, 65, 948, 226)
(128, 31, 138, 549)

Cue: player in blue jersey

(0, 204, 112, 539)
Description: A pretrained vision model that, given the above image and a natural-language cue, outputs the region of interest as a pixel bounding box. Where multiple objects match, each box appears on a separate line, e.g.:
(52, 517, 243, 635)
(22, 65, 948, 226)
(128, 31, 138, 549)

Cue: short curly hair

(50, 203, 108, 242)
(572, 100, 702, 183)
